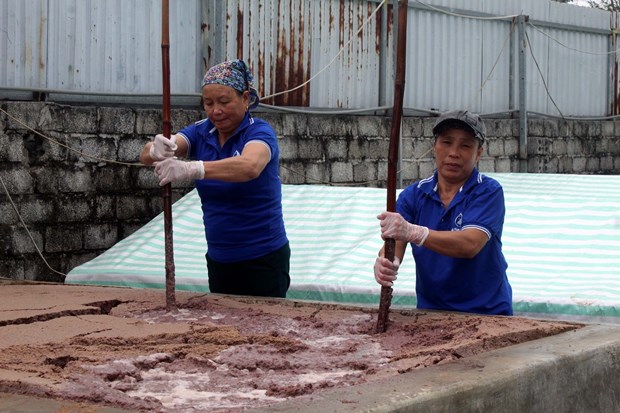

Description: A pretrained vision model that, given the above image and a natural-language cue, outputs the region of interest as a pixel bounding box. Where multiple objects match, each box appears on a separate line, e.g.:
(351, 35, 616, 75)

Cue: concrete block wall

(1, 101, 619, 282)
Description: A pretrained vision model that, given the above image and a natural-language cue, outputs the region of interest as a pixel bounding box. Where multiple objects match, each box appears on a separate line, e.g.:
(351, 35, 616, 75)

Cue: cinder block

(330, 161, 353, 183)
(59, 168, 93, 193)
(118, 137, 147, 163)
(94, 195, 116, 221)
(0, 258, 25, 280)
(135, 109, 164, 135)
(116, 195, 152, 220)
(1, 168, 34, 194)
(62, 106, 98, 133)
(600, 156, 614, 170)
(486, 139, 504, 157)
(551, 138, 568, 156)
(402, 118, 423, 138)
(279, 136, 299, 161)
(478, 158, 495, 172)
(75, 135, 117, 164)
(298, 139, 323, 160)
(84, 223, 118, 250)
(64, 251, 100, 274)
(422, 118, 435, 138)
(495, 158, 512, 173)
(44, 225, 83, 253)
(7, 227, 44, 254)
(326, 139, 347, 160)
(586, 157, 600, 172)
(302, 162, 328, 185)
(24, 256, 64, 282)
(56, 195, 92, 222)
(0, 133, 26, 162)
(93, 166, 131, 192)
(418, 160, 435, 179)
(368, 139, 389, 161)
(11, 195, 55, 224)
(256, 113, 283, 135)
(572, 156, 587, 172)
(602, 121, 614, 137)
(0, 203, 18, 225)
(544, 158, 559, 173)
(134, 165, 160, 189)
(278, 113, 308, 136)
(170, 108, 202, 132)
(586, 121, 601, 137)
(399, 159, 418, 182)
(348, 139, 370, 160)
(356, 116, 388, 138)
(353, 161, 377, 184)
(412, 138, 433, 160)
(528, 119, 545, 137)
(99, 106, 135, 134)
(5, 102, 46, 131)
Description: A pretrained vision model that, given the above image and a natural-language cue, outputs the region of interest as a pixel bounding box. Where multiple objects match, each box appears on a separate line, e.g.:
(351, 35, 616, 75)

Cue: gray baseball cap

(432, 110, 486, 143)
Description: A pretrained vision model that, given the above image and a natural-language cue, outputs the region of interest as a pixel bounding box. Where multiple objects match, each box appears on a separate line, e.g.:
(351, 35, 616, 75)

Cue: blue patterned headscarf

(201, 59, 260, 110)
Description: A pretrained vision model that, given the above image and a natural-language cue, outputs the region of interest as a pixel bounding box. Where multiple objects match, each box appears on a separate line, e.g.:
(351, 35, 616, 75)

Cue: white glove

(149, 134, 178, 160)
(377, 211, 430, 246)
(154, 158, 204, 186)
(374, 256, 400, 287)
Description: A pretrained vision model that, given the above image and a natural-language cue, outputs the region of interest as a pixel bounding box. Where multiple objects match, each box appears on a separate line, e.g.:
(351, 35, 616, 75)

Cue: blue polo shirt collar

(421, 168, 482, 210)
(206, 113, 254, 146)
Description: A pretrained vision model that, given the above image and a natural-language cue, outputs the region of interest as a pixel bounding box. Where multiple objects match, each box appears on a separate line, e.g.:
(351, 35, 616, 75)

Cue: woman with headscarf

(140, 59, 290, 298)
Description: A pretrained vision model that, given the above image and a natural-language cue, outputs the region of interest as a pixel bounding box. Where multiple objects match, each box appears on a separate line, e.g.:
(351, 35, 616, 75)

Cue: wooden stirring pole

(375, 0, 409, 334)
(161, 0, 176, 311)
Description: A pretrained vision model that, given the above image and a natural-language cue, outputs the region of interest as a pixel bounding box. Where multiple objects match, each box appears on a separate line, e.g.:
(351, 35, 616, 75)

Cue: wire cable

(524, 29, 565, 119)
(0, 173, 67, 279)
(468, 19, 516, 109)
(262, 0, 388, 101)
(415, 0, 520, 20)
(528, 20, 618, 56)
(0, 107, 142, 167)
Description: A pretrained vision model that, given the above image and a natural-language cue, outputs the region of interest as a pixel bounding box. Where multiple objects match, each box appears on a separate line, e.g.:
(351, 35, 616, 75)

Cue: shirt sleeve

(245, 120, 278, 161)
(461, 180, 505, 239)
(177, 122, 199, 158)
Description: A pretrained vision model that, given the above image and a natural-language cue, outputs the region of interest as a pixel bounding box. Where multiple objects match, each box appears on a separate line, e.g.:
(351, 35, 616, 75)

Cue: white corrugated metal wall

(0, 0, 202, 103)
(0, 0, 615, 116)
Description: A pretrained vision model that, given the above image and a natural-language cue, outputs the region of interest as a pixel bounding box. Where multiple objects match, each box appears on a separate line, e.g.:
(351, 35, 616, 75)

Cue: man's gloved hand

(377, 211, 430, 246)
(154, 158, 204, 186)
(374, 256, 400, 287)
(149, 134, 178, 160)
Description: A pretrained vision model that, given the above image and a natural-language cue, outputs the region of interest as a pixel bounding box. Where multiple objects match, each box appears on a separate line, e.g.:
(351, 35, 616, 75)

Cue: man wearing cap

(139, 59, 290, 298)
(374, 110, 513, 315)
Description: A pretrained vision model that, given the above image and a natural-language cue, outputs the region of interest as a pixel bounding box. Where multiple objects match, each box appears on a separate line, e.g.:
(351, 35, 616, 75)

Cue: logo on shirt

(233, 150, 241, 157)
(454, 213, 463, 229)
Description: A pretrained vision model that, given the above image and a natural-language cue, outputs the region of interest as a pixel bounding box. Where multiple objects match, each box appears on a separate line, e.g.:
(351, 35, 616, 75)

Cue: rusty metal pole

(161, 0, 176, 311)
(375, 0, 408, 334)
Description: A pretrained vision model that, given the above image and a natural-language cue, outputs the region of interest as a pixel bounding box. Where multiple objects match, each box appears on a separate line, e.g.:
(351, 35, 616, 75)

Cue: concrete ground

(1, 279, 620, 413)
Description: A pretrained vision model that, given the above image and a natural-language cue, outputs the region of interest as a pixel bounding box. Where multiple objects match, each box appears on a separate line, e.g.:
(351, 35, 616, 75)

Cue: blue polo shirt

(177, 114, 288, 263)
(397, 169, 513, 315)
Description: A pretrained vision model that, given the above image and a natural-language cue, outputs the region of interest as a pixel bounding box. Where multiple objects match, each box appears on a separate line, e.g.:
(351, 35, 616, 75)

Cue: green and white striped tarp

(67, 173, 620, 320)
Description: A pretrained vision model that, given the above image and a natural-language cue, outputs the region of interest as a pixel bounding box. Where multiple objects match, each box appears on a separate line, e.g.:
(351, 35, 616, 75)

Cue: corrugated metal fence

(0, 0, 616, 116)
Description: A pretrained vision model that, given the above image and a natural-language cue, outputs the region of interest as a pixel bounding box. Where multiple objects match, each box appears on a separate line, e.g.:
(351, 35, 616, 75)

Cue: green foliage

(584, 0, 620, 11)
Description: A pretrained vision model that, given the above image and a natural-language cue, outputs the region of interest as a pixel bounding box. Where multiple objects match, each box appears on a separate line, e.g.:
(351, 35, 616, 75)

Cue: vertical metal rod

(610, 13, 619, 116)
(517, 14, 528, 173)
(161, 0, 176, 311)
(375, 0, 408, 334)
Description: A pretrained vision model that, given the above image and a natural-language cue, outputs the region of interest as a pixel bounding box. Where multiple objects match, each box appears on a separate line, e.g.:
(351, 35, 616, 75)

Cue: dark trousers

(206, 242, 291, 298)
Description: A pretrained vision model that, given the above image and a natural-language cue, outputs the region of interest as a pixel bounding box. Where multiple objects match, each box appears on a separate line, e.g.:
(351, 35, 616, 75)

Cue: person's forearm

(378, 241, 407, 262)
(140, 143, 155, 165)
(419, 229, 487, 258)
(201, 157, 266, 182)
